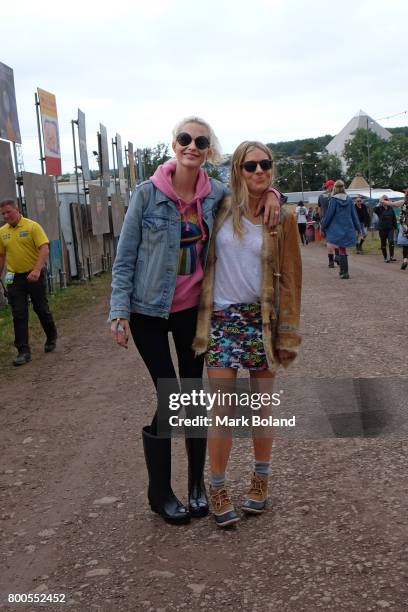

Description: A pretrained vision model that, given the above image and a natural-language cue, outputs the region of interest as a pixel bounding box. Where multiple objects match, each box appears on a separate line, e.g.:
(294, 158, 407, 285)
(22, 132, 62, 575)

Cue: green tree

(343, 128, 386, 185)
(142, 143, 171, 179)
(382, 134, 408, 190)
(318, 153, 344, 184)
(203, 162, 221, 180)
(344, 129, 408, 189)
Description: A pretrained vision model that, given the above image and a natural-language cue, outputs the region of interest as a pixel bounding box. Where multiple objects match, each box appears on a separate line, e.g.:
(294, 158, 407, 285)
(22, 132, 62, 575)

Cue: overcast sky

(2, 0, 408, 174)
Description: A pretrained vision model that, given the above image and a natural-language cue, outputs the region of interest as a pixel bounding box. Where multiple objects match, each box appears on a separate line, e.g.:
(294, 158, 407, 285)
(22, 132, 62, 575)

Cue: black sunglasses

(176, 132, 210, 150)
(242, 159, 273, 172)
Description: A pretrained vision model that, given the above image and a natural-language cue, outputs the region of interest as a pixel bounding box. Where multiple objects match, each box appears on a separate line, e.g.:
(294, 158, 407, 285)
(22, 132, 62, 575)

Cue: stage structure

(88, 184, 112, 270)
(34, 87, 66, 289)
(36, 88, 62, 176)
(23, 172, 59, 241)
(0, 61, 21, 144)
(99, 124, 110, 188)
(89, 184, 109, 236)
(112, 133, 126, 195)
(126, 141, 137, 190)
(136, 148, 145, 182)
(110, 193, 125, 237)
(0, 140, 17, 202)
(71, 109, 93, 279)
(0, 61, 24, 208)
(78, 109, 90, 182)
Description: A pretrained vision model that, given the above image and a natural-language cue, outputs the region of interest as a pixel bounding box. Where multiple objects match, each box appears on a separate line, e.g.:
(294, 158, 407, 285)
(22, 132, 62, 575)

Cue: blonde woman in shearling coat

(193, 141, 302, 528)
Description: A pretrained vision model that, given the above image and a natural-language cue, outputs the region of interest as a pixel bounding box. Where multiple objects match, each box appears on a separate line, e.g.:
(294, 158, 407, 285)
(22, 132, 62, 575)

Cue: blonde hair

(230, 141, 274, 238)
(332, 179, 346, 195)
(172, 116, 221, 164)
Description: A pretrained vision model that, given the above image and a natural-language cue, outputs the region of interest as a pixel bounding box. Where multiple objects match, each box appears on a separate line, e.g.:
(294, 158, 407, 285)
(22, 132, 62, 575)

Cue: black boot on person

(185, 437, 209, 517)
(339, 255, 349, 279)
(142, 426, 190, 525)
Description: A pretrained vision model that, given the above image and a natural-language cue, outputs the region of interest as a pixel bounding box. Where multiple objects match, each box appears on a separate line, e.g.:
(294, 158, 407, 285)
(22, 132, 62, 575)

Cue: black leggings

(130, 307, 204, 434)
(298, 223, 307, 244)
(402, 246, 408, 259)
(379, 229, 395, 259)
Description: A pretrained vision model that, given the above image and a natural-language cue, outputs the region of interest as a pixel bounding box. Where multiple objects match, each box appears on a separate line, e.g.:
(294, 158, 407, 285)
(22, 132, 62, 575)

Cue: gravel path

(0, 244, 407, 612)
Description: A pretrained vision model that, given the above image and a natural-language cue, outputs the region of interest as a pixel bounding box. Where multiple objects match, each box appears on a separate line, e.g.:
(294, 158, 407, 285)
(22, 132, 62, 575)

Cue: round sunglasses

(176, 132, 210, 150)
(241, 159, 273, 173)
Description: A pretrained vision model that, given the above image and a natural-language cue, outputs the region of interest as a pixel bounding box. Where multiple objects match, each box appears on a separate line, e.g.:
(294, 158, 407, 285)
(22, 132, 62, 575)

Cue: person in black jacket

(354, 197, 371, 253)
(373, 195, 398, 262)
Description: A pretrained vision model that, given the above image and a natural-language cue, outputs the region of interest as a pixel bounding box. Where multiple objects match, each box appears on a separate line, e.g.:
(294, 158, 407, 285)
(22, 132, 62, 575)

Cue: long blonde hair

(230, 141, 274, 238)
(331, 179, 346, 195)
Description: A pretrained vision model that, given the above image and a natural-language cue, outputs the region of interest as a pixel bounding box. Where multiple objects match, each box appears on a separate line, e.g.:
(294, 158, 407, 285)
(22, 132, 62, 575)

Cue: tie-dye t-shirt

(171, 205, 208, 313)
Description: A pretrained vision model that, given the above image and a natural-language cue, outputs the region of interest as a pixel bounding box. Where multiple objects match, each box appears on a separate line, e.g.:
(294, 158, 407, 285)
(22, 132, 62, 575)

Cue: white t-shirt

(296, 206, 307, 224)
(213, 216, 262, 311)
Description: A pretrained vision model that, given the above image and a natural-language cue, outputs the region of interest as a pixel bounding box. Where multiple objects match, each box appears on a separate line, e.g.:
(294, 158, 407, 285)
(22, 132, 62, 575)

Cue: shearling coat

(192, 197, 302, 372)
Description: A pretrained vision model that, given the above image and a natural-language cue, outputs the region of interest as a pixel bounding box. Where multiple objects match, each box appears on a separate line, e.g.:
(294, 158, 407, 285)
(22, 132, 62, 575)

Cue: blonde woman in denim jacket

(109, 118, 281, 525)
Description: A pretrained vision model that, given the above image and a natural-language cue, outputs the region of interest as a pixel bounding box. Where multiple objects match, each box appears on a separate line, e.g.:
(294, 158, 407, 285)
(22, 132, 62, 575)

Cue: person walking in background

(318, 179, 339, 267)
(295, 200, 308, 245)
(320, 180, 361, 279)
(312, 206, 321, 224)
(193, 141, 301, 528)
(354, 197, 371, 253)
(397, 191, 408, 270)
(109, 117, 281, 526)
(373, 195, 398, 263)
(0, 199, 58, 366)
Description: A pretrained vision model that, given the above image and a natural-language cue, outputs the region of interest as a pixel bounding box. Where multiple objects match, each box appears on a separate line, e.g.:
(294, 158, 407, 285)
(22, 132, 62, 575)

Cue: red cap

(324, 179, 335, 188)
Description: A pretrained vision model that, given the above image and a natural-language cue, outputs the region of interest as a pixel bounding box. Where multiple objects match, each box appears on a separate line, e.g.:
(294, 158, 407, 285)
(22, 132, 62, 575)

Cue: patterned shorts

(206, 303, 269, 371)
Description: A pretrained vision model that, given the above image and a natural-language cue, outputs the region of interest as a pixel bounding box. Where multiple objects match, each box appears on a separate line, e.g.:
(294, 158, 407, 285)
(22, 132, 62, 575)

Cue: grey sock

(210, 473, 226, 489)
(255, 460, 270, 476)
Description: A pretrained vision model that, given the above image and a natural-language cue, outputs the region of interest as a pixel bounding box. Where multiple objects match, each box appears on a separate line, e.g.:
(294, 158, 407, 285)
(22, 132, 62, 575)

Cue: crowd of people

(315, 181, 408, 278)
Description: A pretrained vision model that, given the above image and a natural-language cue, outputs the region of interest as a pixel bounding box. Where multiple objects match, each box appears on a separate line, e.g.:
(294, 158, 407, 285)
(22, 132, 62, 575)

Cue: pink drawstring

(196, 198, 207, 241)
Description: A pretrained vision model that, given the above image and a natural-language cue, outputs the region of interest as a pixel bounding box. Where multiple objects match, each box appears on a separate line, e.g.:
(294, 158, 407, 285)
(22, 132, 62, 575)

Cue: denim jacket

(109, 178, 228, 320)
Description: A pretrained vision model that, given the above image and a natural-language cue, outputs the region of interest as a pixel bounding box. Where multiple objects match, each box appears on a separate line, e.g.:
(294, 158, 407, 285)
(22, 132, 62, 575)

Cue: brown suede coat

(192, 198, 302, 372)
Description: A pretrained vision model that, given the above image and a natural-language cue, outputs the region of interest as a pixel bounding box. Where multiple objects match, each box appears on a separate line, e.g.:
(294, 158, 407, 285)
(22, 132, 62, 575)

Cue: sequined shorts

(206, 303, 269, 371)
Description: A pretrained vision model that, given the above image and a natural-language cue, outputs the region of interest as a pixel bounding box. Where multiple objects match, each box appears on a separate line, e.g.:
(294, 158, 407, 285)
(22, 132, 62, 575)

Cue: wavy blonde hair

(230, 141, 274, 238)
(331, 180, 346, 195)
(172, 116, 222, 164)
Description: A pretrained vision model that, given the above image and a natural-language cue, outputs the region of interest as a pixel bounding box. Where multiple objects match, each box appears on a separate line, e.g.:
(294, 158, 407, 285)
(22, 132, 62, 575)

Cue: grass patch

(0, 273, 111, 368)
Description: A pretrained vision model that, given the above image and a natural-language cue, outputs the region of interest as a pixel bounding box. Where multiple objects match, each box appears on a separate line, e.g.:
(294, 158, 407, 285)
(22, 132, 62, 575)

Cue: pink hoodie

(150, 160, 212, 313)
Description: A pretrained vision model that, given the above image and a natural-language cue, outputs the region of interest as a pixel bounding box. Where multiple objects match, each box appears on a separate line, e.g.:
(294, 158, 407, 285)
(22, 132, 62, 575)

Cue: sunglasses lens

(259, 159, 272, 171)
(194, 136, 210, 150)
(176, 132, 192, 146)
(242, 159, 272, 172)
(243, 161, 257, 172)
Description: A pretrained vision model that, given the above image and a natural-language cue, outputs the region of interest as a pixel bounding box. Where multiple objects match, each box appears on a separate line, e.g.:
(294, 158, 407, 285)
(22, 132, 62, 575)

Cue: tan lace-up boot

(241, 473, 268, 514)
(209, 485, 240, 527)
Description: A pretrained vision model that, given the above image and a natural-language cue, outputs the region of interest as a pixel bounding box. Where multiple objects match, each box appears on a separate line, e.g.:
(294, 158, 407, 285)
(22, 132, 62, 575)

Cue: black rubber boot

(185, 437, 209, 517)
(339, 255, 349, 279)
(338, 256, 344, 276)
(142, 426, 190, 525)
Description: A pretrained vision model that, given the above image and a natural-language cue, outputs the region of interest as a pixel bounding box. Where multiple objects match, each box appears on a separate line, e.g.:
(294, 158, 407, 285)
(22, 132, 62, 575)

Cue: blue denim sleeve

(109, 185, 146, 321)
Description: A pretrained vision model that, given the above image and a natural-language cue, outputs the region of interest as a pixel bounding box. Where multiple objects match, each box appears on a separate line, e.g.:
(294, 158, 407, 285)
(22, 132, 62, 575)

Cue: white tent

(326, 110, 392, 170)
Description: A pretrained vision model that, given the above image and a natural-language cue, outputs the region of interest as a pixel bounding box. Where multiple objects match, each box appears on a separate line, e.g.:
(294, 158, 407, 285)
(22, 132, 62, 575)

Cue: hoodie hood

(150, 159, 211, 205)
(150, 159, 211, 238)
(332, 193, 350, 206)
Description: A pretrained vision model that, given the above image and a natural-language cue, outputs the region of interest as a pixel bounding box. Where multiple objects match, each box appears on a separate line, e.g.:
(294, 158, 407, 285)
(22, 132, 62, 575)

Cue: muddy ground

(1, 243, 407, 612)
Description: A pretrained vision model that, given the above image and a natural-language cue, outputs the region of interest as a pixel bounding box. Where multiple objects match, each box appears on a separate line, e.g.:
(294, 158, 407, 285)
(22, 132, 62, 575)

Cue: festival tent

(326, 110, 392, 170)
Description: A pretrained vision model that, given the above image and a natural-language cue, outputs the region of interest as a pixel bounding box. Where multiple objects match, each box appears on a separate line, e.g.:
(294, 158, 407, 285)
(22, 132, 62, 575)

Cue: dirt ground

(1, 243, 407, 612)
